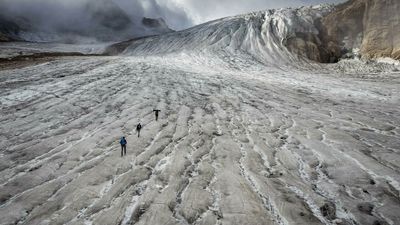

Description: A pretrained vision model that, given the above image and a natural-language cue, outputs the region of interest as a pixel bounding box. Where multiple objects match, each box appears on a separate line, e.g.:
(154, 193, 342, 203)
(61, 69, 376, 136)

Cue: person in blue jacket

(120, 137, 127, 157)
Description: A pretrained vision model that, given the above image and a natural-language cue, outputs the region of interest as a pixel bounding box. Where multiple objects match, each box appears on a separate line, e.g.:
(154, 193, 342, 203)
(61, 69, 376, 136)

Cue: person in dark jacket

(153, 109, 161, 121)
(136, 123, 142, 137)
(120, 137, 127, 157)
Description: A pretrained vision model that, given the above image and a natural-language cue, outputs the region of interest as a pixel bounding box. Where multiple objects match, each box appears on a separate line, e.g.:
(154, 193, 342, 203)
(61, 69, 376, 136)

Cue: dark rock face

(0, 16, 20, 41)
(357, 202, 374, 215)
(142, 18, 164, 28)
(142, 17, 174, 33)
(320, 202, 337, 220)
(85, 0, 132, 31)
(279, 6, 343, 63)
(322, 0, 365, 56)
(284, 28, 341, 63)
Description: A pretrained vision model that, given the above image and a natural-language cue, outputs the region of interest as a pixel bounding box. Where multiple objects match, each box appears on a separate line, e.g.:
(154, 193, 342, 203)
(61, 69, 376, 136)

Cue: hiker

(120, 137, 127, 157)
(153, 109, 161, 121)
(136, 123, 142, 137)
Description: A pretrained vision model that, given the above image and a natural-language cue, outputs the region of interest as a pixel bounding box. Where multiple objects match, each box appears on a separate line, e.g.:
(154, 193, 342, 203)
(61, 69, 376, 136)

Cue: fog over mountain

(0, 0, 344, 43)
(0, 0, 187, 42)
(174, 0, 346, 25)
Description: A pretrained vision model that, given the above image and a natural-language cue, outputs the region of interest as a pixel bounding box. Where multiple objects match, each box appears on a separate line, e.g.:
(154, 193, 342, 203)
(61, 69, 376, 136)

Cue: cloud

(0, 0, 192, 30)
(115, 0, 193, 30)
(0, 0, 345, 40)
(119, 0, 347, 30)
(170, 0, 346, 26)
(0, 0, 193, 42)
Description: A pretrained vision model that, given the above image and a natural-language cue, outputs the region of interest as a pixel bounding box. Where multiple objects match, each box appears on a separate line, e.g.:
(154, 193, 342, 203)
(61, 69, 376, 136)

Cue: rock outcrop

(283, 6, 341, 63)
(0, 16, 21, 41)
(282, 0, 400, 62)
(142, 17, 174, 34)
(322, 0, 400, 60)
(361, 0, 400, 59)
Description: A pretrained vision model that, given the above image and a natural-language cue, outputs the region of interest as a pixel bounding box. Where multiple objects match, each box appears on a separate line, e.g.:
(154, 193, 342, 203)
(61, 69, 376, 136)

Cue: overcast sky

(166, 0, 346, 27)
(0, 0, 346, 31)
(117, 0, 347, 29)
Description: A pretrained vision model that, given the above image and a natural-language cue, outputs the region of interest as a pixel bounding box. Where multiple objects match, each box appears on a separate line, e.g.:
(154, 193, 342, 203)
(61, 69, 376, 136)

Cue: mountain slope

(108, 5, 335, 67)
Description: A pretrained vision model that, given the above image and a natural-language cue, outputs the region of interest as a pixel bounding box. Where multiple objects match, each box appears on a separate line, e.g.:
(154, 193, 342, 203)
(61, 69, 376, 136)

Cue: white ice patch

(0, 90, 40, 107)
(376, 57, 400, 66)
(154, 154, 173, 173)
(121, 195, 140, 225)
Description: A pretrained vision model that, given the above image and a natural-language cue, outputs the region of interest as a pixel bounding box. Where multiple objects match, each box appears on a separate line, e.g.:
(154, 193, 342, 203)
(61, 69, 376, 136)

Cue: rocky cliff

(360, 0, 400, 59)
(323, 0, 400, 60)
(282, 6, 340, 63)
(283, 0, 400, 62)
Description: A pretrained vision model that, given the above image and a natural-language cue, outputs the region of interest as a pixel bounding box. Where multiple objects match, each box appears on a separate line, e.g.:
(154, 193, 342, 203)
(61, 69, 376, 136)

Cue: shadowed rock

(320, 202, 336, 220)
(357, 202, 374, 215)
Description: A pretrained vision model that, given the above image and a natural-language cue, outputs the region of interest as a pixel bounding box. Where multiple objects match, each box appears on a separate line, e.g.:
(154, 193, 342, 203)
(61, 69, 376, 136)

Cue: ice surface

(0, 53, 399, 224)
(0, 42, 108, 59)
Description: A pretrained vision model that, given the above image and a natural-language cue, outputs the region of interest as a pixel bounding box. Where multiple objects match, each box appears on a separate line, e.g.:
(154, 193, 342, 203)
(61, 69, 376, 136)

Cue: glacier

(0, 5, 400, 225)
